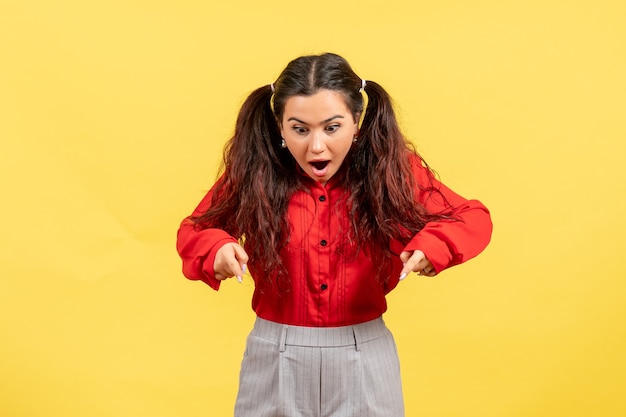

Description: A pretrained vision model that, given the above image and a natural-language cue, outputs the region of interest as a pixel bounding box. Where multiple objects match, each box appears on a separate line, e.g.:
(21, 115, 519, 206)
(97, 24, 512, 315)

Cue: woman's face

(280, 89, 358, 185)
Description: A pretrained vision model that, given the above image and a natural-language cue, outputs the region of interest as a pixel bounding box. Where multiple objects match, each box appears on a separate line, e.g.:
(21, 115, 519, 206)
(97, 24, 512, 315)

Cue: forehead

(282, 90, 351, 121)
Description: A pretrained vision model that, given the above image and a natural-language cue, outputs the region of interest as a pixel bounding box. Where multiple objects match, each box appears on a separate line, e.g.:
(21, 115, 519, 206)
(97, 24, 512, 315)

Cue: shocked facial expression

(280, 89, 359, 185)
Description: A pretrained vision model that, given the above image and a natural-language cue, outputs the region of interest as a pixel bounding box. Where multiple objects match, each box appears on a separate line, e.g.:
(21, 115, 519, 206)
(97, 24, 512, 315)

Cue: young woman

(177, 53, 492, 417)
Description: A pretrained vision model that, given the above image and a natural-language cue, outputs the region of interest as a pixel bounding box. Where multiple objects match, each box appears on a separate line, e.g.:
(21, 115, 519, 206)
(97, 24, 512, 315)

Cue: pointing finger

(231, 245, 249, 283)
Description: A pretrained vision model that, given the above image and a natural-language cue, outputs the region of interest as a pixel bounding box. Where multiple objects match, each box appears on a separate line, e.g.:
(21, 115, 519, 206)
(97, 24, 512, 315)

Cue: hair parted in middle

(193, 52, 451, 288)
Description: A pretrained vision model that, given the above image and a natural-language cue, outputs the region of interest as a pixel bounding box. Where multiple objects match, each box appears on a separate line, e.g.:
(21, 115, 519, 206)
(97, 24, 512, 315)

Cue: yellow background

(1, 0, 625, 416)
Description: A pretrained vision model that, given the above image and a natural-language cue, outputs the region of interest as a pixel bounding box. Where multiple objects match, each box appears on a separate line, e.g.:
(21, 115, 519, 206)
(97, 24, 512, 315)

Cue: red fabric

(176, 155, 492, 326)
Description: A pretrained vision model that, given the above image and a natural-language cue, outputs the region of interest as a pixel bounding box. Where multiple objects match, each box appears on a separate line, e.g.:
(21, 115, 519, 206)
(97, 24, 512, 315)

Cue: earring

(353, 136, 358, 143)
(280, 139, 287, 148)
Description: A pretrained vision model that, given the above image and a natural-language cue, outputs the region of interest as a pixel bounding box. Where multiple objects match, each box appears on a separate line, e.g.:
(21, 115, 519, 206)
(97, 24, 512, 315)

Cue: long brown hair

(193, 53, 450, 284)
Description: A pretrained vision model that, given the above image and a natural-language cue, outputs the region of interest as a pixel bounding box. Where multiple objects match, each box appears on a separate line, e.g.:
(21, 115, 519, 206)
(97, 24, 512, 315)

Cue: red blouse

(176, 155, 492, 327)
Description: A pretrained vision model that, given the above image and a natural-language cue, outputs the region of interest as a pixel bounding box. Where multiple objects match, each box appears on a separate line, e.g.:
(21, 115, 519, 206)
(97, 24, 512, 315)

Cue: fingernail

(236, 275, 242, 283)
(399, 272, 407, 281)
(242, 264, 247, 274)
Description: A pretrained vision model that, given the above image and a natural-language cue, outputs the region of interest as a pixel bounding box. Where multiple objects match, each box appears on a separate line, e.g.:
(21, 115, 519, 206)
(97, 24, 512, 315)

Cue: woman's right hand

(213, 242, 249, 283)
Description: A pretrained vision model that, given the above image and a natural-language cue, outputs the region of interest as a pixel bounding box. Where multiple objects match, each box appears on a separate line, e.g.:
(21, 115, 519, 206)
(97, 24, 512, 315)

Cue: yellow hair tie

(269, 83, 276, 114)
(358, 79, 368, 129)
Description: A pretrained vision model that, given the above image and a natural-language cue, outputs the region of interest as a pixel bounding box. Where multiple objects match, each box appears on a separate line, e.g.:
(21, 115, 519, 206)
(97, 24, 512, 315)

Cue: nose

(309, 130, 325, 154)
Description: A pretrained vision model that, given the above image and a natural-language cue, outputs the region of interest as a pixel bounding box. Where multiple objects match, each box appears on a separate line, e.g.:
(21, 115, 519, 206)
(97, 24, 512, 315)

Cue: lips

(309, 160, 330, 177)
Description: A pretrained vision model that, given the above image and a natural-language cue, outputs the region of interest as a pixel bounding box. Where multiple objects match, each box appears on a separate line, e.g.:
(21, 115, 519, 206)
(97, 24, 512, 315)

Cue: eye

(325, 124, 340, 133)
(291, 125, 308, 135)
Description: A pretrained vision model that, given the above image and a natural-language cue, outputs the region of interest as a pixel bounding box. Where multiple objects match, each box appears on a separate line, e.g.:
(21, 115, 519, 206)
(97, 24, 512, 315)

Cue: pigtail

(358, 81, 403, 154)
(349, 80, 423, 234)
(345, 80, 450, 277)
(194, 85, 297, 284)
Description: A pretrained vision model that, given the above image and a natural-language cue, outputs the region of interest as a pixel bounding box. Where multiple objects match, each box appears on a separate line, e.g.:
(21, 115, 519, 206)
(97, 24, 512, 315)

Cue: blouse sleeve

(404, 155, 493, 274)
(176, 181, 238, 290)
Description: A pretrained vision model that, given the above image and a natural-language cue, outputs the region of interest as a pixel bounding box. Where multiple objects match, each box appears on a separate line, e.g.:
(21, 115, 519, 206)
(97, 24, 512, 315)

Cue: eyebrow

(287, 115, 345, 125)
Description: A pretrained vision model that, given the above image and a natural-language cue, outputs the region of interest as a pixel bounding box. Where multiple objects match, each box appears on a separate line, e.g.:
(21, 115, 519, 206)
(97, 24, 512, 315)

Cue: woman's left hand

(399, 250, 436, 280)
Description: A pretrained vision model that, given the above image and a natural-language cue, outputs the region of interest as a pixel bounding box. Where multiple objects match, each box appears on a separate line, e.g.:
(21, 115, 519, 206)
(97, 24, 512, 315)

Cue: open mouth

(309, 160, 330, 177)
(310, 160, 329, 170)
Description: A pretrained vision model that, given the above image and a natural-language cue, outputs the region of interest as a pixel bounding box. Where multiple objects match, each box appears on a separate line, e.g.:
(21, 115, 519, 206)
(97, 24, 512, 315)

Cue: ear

(354, 111, 364, 132)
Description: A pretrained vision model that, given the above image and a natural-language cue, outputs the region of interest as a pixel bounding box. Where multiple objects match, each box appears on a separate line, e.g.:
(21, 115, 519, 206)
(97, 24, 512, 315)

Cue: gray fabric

(234, 317, 405, 417)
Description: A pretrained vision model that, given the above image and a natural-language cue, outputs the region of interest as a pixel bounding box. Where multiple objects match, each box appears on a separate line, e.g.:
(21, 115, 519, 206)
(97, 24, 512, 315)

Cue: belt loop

(352, 326, 360, 351)
(279, 326, 288, 352)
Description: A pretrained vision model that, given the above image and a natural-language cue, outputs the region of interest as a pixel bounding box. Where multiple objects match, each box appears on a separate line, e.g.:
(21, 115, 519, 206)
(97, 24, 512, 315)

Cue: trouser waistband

(250, 316, 388, 352)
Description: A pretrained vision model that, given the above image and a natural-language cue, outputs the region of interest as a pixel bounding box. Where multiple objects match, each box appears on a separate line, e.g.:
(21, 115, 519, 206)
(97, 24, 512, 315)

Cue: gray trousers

(234, 317, 405, 417)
